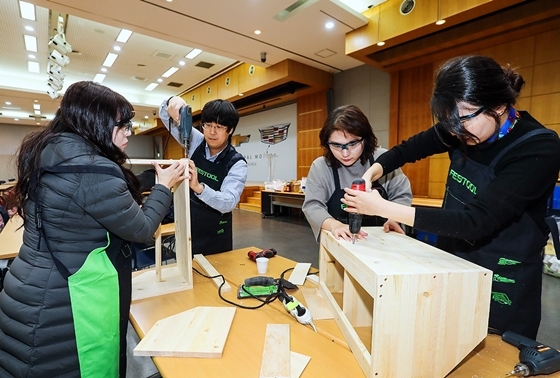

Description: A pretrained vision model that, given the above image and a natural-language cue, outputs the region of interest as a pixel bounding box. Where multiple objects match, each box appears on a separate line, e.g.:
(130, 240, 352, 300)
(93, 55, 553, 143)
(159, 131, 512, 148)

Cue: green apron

(68, 232, 120, 378)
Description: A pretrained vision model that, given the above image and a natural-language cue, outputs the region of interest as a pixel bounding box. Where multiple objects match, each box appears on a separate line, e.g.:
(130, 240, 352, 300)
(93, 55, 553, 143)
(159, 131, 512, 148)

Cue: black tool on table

(502, 331, 560, 376)
(349, 178, 366, 244)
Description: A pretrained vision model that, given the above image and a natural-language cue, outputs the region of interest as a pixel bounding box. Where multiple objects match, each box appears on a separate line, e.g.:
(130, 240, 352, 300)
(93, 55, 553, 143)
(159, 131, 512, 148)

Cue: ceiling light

(28, 54, 36, 59)
(103, 53, 118, 67)
(377, 41, 385, 46)
(25, 26, 34, 32)
(325, 21, 334, 29)
(19, 1, 35, 21)
(179, 61, 185, 66)
(14, 118, 19, 121)
(5, 102, 11, 105)
(24, 35, 37, 52)
(116, 29, 132, 43)
(254, 30, 261, 35)
(34, 99, 38, 102)
(101, 67, 107, 72)
(145, 83, 158, 91)
(93, 73, 106, 83)
(114, 46, 121, 51)
(238, 93, 244, 96)
(34, 110, 41, 115)
(435, 19, 446, 25)
(337, 0, 386, 13)
(33, 104, 40, 110)
(185, 48, 202, 59)
(157, 78, 163, 83)
(28, 61, 40, 73)
(161, 67, 178, 78)
(144, 115, 149, 119)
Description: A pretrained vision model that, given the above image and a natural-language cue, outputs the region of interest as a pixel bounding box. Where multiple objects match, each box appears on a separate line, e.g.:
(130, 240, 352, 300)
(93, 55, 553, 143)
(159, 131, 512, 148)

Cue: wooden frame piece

(193, 253, 232, 292)
(319, 227, 492, 378)
(129, 159, 193, 300)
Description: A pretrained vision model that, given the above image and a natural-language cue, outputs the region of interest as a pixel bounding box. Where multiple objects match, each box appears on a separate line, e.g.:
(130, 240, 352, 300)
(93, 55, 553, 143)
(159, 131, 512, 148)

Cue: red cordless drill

(349, 178, 366, 244)
(247, 248, 277, 261)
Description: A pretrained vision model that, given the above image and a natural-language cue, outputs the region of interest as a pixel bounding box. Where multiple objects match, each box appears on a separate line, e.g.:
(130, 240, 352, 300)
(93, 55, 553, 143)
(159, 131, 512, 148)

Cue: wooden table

(129, 247, 542, 378)
(0, 182, 16, 192)
(261, 190, 305, 217)
(0, 215, 23, 260)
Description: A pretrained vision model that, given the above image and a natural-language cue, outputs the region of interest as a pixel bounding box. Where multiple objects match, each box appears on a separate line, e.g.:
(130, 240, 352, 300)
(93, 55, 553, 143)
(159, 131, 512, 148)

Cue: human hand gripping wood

(153, 160, 188, 189)
(323, 217, 368, 242)
(187, 160, 204, 195)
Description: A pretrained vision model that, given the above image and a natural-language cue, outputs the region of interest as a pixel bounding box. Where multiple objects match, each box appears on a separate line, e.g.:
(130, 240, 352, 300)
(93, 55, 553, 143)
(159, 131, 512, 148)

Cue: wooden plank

(287, 263, 311, 285)
(290, 351, 311, 378)
(134, 306, 236, 358)
(193, 254, 232, 292)
(300, 287, 333, 320)
(260, 324, 291, 378)
(131, 265, 193, 302)
(0, 215, 23, 260)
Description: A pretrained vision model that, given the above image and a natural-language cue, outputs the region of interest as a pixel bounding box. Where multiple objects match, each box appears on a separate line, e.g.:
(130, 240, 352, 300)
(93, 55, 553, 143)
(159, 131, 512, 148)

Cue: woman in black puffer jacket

(0, 81, 187, 378)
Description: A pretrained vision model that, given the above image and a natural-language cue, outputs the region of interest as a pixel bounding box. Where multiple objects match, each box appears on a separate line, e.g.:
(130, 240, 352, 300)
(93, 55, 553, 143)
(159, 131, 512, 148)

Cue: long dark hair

(431, 55, 524, 146)
(319, 105, 378, 169)
(15, 81, 141, 220)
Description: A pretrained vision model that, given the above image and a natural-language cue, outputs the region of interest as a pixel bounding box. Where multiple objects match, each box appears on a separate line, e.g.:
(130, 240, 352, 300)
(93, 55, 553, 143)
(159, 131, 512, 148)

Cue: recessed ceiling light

(28, 61, 40, 73)
(254, 30, 261, 35)
(166, 0, 172, 2)
(144, 115, 149, 119)
(33, 104, 40, 110)
(157, 78, 163, 83)
(116, 29, 132, 43)
(19, 1, 35, 21)
(103, 53, 118, 67)
(5, 102, 11, 105)
(377, 41, 385, 46)
(435, 19, 446, 25)
(185, 48, 202, 59)
(28, 54, 36, 59)
(34, 99, 38, 102)
(161, 67, 178, 78)
(24, 35, 37, 52)
(93, 73, 106, 83)
(145, 83, 158, 91)
(238, 93, 244, 96)
(34, 110, 41, 115)
(325, 21, 334, 29)
(179, 61, 185, 66)
(114, 46, 122, 52)
(24, 26, 34, 32)
(100, 67, 107, 72)
(14, 118, 19, 121)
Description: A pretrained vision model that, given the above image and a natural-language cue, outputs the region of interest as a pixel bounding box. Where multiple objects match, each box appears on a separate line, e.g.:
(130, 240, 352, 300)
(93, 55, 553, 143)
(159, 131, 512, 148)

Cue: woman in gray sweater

(302, 105, 412, 243)
(0, 81, 186, 377)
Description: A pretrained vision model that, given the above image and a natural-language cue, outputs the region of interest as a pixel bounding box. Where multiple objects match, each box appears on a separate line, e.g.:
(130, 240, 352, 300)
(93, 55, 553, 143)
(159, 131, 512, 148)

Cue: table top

(262, 189, 305, 196)
(0, 215, 23, 260)
(129, 246, 539, 378)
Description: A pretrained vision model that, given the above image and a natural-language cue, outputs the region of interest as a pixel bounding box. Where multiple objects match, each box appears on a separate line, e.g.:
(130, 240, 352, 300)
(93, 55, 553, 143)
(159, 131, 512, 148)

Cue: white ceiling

(0, 0, 370, 127)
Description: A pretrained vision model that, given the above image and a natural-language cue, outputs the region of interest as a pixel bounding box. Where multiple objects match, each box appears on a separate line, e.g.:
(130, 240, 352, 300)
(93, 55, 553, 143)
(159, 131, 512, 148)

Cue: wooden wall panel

(394, 64, 434, 197)
(200, 80, 218, 106)
(393, 24, 560, 199)
(217, 69, 239, 100)
(297, 91, 329, 180)
(380, 0, 437, 42)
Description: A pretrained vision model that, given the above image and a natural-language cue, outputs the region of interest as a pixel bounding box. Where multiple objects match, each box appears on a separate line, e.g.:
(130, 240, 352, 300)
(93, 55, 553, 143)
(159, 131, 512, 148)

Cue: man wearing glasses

(160, 97, 247, 255)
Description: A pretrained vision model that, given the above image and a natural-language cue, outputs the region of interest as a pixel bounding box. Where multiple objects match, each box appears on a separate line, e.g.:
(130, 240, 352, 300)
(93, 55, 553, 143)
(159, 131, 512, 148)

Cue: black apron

(190, 142, 245, 255)
(327, 155, 389, 227)
(440, 129, 554, 339)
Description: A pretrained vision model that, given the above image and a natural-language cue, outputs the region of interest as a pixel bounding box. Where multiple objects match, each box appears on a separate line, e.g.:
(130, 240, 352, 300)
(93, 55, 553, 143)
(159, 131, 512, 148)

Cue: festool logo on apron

(197, 167, 219, 182)
(449, 169, 477, 195)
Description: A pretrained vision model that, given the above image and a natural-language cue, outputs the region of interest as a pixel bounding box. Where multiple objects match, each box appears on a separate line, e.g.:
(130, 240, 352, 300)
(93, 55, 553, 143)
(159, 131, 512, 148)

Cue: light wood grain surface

(129, 246, 544, 377)
(0, 215, 23, 260)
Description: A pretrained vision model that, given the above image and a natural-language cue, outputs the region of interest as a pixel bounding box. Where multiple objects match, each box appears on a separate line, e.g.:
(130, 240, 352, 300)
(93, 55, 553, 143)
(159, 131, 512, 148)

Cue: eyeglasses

(459, 106, 486, 122)
(202, 122, 228, 132)
(115, 121, 133, 132)
(327, 138, 363, 151)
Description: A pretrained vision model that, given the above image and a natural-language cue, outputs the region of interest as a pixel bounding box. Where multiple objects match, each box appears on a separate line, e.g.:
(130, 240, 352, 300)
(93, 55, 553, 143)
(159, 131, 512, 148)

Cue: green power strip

(237, 284, 278, 299)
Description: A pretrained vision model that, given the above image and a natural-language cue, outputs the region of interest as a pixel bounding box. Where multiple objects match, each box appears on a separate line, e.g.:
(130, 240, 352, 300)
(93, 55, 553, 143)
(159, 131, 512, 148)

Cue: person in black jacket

(343, 55, 560, 339)
(0, 81, 187, 378)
